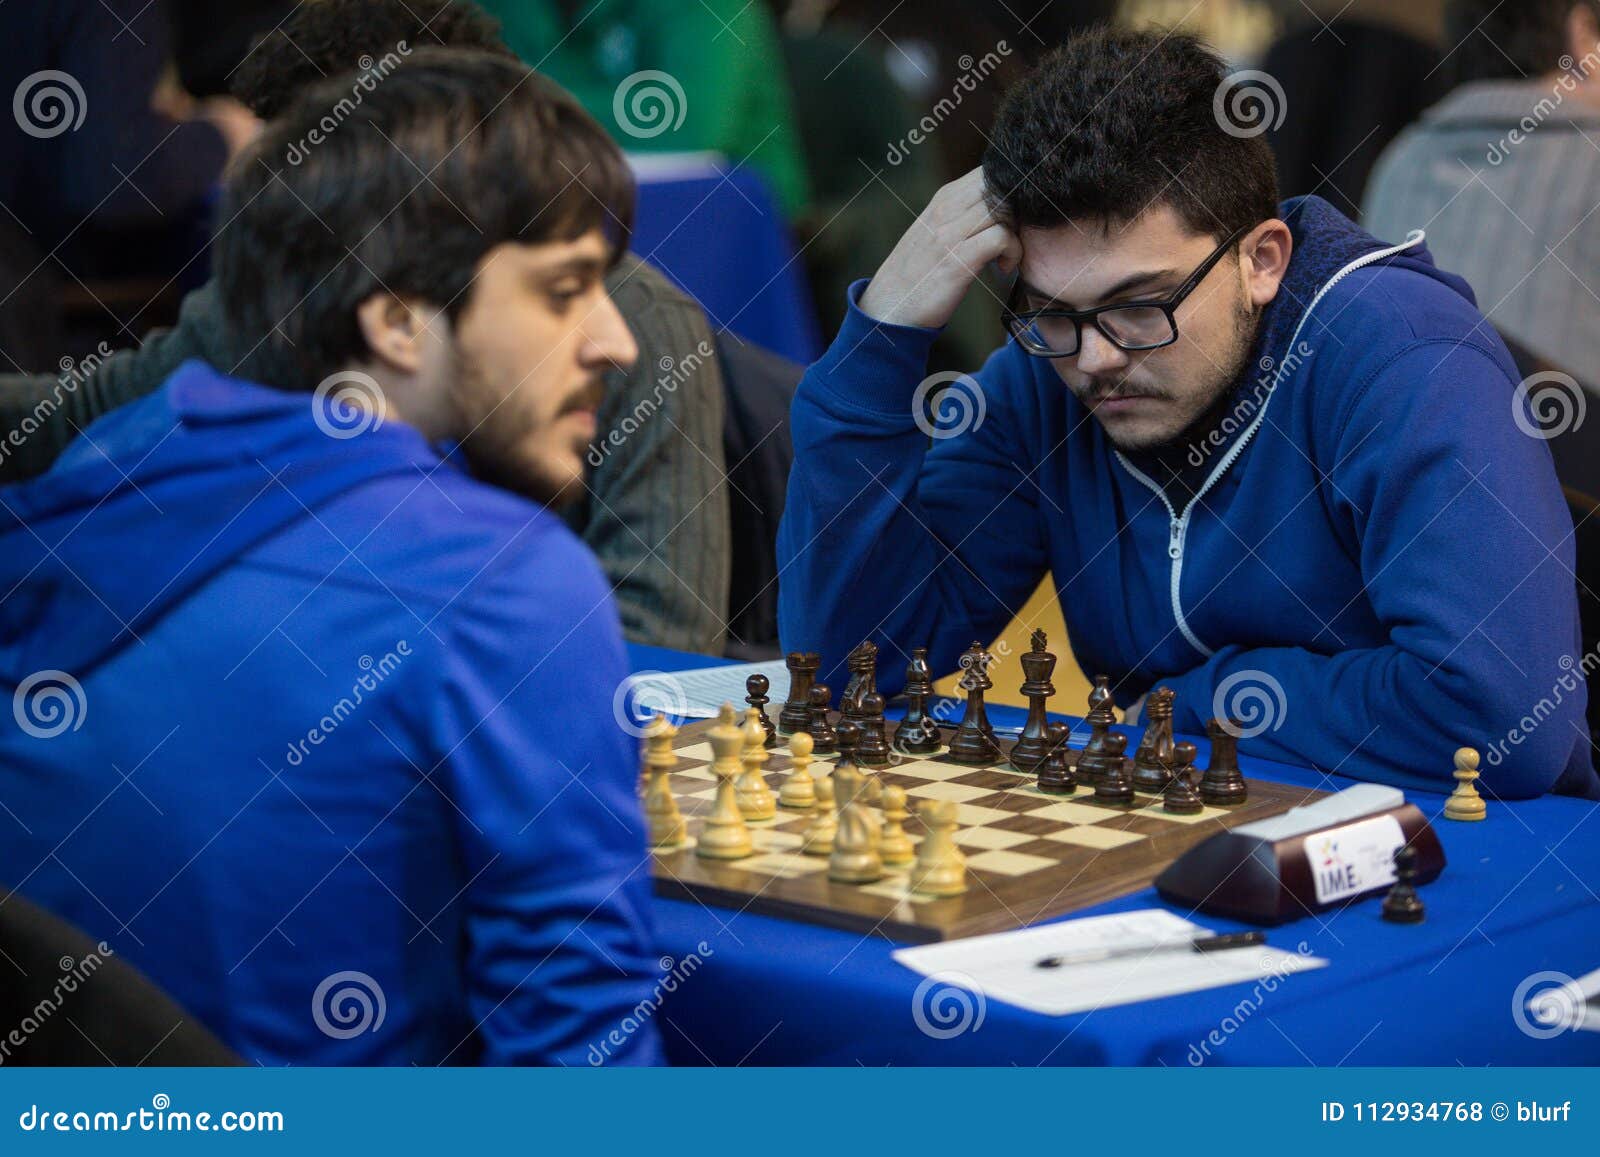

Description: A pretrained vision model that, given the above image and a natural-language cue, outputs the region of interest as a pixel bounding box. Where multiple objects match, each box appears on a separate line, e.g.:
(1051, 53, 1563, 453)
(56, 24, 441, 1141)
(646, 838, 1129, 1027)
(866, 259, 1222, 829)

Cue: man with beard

(777, 29, 1599, 801)
(0, 52, 663, 1064)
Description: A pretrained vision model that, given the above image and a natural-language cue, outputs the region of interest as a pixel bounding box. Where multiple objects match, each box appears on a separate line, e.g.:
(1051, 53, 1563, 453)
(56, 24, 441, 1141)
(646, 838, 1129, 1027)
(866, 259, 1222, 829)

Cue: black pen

(1035, 930, 1266, 968)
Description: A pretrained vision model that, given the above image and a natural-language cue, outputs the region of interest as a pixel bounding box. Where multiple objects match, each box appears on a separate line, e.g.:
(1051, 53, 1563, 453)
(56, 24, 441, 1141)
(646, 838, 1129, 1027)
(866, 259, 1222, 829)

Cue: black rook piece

(892, 648, 941, 755)
(1200, 719, 1248, 805)
(1010, 629, 1057, 775)
(1036, 722, 1078, 795)
(805, 684, 837, 754)
(780, 652, 820, 734)
(1162, 741, 1204, 814)
(855, 691, 891, 766)
(1381, 845, 1425, 924)
(745, 673, 777, 748)
(947, 641, 1002, 765)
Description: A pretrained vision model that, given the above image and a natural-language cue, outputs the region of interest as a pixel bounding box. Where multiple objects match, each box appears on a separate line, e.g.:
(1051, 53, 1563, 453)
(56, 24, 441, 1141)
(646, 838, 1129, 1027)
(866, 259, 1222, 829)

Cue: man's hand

(857, 168, 1021, 330)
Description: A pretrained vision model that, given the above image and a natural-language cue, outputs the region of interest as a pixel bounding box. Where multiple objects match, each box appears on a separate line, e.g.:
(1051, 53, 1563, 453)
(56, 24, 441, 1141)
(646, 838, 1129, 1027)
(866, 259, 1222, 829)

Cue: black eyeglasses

(1001, 225, 1250, 359)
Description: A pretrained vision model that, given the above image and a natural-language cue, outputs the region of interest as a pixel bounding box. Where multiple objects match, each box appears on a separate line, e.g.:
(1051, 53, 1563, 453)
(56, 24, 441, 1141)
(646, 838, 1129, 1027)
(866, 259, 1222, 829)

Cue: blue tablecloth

(627, 644, 1600, 1066)
(630, 159, 821, 365)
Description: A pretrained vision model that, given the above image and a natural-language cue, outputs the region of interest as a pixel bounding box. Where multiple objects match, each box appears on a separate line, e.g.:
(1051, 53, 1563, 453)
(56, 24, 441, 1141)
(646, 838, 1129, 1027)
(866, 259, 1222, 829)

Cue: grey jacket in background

(0, 252, 730, 654)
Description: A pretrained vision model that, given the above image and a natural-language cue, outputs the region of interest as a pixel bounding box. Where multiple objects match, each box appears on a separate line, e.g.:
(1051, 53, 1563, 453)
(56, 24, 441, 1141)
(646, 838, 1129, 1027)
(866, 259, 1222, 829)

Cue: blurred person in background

(479, 0, 812, 218)
(1363, 0, 1600, 380)
(0, 0, 261, 368)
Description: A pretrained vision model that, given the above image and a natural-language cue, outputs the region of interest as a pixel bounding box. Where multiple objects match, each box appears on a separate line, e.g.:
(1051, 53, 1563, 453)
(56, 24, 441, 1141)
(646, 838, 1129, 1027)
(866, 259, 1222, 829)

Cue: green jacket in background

(0, 255, 731, 655)
(478, 0, 811, 217)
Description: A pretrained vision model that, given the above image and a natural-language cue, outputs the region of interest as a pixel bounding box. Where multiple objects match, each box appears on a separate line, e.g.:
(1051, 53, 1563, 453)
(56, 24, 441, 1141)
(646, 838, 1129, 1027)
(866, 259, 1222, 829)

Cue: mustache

(558, 376, 606, 416)
(1079, 382, 1169, 404)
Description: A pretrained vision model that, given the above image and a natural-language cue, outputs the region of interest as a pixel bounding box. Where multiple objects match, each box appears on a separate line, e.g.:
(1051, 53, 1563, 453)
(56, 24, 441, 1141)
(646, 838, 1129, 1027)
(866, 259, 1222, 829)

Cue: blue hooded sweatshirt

(0, 361, 664, 1065)
(778, 197, 1599, 801)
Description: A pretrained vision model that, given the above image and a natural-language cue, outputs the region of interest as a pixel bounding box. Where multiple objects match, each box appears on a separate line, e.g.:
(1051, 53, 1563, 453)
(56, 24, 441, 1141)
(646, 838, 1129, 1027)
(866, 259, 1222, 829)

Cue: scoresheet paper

(892, 910, 1328, 1017)
(643, 659, 793, 718)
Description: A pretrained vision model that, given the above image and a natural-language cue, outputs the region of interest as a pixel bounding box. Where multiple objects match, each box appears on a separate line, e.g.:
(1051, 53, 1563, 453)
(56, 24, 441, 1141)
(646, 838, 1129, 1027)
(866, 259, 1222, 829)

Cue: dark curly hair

(982, 29, 1278, 241)
(216, 49, 633, 391)
(231, 0, 513, 119)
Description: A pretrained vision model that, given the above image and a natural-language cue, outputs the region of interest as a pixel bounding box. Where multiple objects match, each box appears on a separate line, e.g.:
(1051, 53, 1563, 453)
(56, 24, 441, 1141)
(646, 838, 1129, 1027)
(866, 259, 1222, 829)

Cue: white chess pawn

(778, 730, 817, 809)
(642, 714, 686, 848)
(1443, 746, 1486, 822)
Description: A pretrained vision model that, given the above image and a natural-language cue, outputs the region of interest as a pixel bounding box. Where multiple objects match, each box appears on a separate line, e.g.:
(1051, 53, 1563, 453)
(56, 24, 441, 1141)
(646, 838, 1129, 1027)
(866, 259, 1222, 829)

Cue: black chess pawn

(1381, 845, 1425, 924)
(892, 648, 941, 755)
(1132, 687, 1177, 793)
(1092, 734, 1134, 806)
(805, 684, 837, 754)
(947, 642, 1002, 765)
(855, 691, 891, 766)
(1200, 718, 1249, 805)
(1162, 741, 1204, 814)
(1075, 716, 1118, 786)
(833, 718, 861, 772)
(745, 673, 777, 748)
(1036, 722, 1078, 795)
(779, 651, 819, 734)
(1010, 629, 1057, 774)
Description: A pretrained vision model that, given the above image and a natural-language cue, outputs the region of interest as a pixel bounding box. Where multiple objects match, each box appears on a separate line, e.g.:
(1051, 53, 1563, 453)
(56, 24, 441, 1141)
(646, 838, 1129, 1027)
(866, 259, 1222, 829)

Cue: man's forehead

(486, 231, 612, 272)
(1018, 206, 1218, 299)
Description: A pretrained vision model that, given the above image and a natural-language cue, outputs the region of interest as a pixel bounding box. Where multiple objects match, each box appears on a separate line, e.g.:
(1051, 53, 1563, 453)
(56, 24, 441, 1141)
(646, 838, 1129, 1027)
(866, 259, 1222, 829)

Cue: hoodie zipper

(1114, 229, 1426, 659)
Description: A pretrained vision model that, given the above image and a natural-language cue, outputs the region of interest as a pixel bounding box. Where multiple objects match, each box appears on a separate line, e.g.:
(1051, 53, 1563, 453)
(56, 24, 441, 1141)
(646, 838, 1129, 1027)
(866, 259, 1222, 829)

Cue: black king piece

(1009, 628, 1057, 775)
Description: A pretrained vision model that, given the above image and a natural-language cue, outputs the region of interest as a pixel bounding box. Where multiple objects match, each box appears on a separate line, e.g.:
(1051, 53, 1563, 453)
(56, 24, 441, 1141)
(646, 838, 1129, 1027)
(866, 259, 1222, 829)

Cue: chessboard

(648, 715, 1328, 943)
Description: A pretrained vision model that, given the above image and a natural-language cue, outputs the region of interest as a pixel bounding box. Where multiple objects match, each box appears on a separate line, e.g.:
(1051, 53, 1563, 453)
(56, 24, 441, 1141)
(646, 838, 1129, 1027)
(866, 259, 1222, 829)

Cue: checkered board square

(648, 718, 1327, 943)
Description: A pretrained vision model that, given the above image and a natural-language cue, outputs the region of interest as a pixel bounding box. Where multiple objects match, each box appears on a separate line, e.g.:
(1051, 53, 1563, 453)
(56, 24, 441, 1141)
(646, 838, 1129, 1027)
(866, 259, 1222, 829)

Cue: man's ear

(1241, 219, 1292, 309)
(354, 293, 438, 375)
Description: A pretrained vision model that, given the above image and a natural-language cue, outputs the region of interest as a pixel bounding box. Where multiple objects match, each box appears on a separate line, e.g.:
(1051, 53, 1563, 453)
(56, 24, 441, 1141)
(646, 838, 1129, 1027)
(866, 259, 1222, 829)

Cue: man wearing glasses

(777, 29, 1598, 800)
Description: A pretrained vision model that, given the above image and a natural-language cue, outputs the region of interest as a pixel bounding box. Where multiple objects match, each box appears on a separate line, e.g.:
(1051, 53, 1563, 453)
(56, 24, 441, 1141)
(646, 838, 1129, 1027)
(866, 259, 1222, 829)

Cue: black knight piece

(1200, 718, 1249, 805)
(805, 684, 837, 754)
(1132, 687, 1177, 793)
(1009, 628, 1057, 775)
(892, 648, 941, 755)
(947, 641, 1002, 765)
(745, 673, 777, 748)
(840, 641, 879, 722)
(780, 651, 820, 734)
